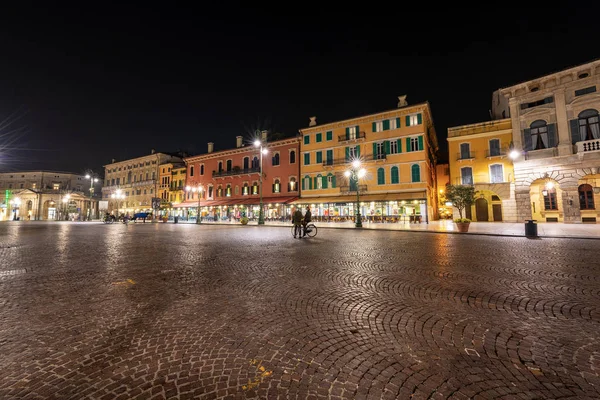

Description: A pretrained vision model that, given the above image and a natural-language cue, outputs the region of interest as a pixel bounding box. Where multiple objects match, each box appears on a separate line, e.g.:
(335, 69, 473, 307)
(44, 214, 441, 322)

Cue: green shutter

(417, 113, 422, 124)
(384, 140, 390, 155)
(302, 178, 306, 191)
(309, 176, 313, 190)
(391, 167, 399, 184)
(418, 136, 424, 150)
(345, 127, 349, 140)
(316, 151, 322, 163)
(372, 122, 377, 132)
(322, 175, 327, 189)
(304, 135, 310, 145)
(304, 153, 310, 165)
(332, 175, 336, 188)
(345, 147, 349, 161)
(397, 139, 402, 153)
(326, 131, 332, 141)
(316, 133, 322, 142)
(313, 177, 317, 189)
(377, 168, 385, 185)
(383, 120, 390, 130)
(405, 116, 410, 126)
(396, 117, 401, 128)
(356, 145, 360, 157)
(326, 149, 333, 164)
(373, 142, 377, 159)
(406, 137, 411, 152)
(355, 125, 360, 137)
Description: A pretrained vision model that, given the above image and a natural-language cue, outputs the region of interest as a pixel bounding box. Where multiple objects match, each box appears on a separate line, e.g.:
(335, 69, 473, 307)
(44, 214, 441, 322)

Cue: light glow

(352, 160, 361, 169)
(509, 150, 520, 160)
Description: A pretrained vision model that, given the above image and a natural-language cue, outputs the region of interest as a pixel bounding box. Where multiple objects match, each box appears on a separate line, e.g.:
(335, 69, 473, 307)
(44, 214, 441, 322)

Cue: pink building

(178, 132, 300, 221)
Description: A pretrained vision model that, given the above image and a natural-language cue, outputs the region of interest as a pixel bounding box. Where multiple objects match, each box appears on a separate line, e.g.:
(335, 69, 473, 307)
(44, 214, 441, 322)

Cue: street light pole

(111, 189, 125, 219)
(254, 138, 268, 225)
(344, 160, 366, 228)
(85, 174, 99, 221)
(186, 184, 203, 224)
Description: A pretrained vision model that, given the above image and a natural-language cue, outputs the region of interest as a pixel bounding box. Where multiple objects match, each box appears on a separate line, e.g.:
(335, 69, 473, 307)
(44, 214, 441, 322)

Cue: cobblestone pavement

(1, 222, 599, 400)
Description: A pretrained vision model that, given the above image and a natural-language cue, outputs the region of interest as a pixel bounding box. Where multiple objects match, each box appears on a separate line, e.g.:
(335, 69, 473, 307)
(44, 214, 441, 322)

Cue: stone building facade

(492, 58, 600, 223)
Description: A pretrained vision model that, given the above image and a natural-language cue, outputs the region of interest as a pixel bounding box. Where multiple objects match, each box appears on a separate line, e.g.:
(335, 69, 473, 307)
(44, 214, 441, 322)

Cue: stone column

(509, 99, 522, 150)
(515, 186, 533, 222)
(554, 89, 573, 157)
(561, 187, 581, 223)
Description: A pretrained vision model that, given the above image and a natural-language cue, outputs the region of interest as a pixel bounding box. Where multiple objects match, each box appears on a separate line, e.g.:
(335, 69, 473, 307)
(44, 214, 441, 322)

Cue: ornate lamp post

(253, 138, 268, 225)
(10, 197, 21, 220)
(344, 160, 366, 228)
(61, 194, 71, 220)
(111, 189, 125, 218)
(85, 174, 99, 221)
(185, 184, 204, 224)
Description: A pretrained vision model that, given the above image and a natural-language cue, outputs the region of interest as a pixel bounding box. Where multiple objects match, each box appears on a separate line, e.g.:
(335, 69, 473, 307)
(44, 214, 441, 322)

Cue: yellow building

(295, 97, 439, 223)
(170, 166, 186, 205)
(447, 118, 516, 221)
(436, 163, 452, 219)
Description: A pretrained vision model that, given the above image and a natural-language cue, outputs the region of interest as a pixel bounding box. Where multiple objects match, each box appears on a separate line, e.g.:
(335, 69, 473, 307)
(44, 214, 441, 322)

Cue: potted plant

(444, 184, 477, 233)
(240, 216, 249, 225)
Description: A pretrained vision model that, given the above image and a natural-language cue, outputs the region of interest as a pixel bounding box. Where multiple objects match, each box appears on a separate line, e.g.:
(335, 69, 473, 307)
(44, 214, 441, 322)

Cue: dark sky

(1, 5, 598, 176)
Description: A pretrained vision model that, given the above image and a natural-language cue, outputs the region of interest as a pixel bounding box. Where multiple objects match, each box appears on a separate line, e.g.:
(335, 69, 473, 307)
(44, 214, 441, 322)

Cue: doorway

(492, 204, 502, 221)
(475, 198, 489, 221)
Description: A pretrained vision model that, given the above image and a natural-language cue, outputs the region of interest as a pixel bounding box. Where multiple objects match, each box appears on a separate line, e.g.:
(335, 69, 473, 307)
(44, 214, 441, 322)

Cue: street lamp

(185, 184, 204, 224)
(344, 160, 366, 228)
(111, 189, 125, 218)
(85, 174, 99, 221)
(62, 194, 71, 221)
(9, 197, 21, 220)
(254, 138, 269, 225)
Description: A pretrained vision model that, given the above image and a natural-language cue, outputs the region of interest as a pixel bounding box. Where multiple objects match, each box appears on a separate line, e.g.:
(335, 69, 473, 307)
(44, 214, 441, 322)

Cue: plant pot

(456, 222, 470, 233)
(240, 219, 248, 225)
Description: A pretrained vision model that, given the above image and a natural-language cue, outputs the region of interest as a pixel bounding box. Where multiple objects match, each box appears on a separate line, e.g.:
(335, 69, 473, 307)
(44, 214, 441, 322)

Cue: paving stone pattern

(0, 222, 599, 399)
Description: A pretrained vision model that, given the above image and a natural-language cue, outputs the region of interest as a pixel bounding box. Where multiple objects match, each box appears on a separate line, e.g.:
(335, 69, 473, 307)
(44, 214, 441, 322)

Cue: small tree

(445, 184, 477, 222)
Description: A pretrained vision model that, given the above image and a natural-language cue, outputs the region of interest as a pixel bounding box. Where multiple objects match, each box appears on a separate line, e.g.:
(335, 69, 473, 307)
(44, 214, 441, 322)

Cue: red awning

(173, 196, 299, 208)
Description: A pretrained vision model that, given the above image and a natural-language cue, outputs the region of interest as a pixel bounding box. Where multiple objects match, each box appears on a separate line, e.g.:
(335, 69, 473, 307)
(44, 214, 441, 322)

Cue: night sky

(1, 6, 598, 176)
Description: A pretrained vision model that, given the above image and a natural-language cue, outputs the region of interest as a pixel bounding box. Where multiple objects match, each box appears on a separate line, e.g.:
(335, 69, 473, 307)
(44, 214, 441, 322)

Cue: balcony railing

(577, 138, 600, 154)
(339, 185, 368, 193)
(485, 149, 507, 158)
(321, 154, 386, 167)
(212, 167, 260, 177)
(338, 131, 366, 142)
(457, 151, 476, 161)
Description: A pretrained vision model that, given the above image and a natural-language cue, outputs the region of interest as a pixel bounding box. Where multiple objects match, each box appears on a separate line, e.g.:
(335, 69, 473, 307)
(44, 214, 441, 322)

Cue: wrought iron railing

(339, 185, 367, 193)
(338, 131, 366, 142)
(212, 167, 260, 177)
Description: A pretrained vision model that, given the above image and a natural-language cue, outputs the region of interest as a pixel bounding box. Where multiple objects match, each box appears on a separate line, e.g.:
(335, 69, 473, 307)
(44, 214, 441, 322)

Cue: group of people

(292, 206, 311, 238)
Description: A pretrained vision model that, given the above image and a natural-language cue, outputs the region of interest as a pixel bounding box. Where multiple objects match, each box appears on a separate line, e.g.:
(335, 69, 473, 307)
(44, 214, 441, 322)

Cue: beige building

(101, 150, 184, 216)
(0, 171, 100, 221)
(492, 58, 600, 223)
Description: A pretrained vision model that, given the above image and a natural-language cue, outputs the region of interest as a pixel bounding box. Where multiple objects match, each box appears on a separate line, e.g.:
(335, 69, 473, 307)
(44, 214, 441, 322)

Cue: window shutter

(418, 136, 424, 150)
(316, 151, 322, 164)
(356, 145, 360, 157)
(372, 142, 377, 159)
(377, 168, 385, 185)
(355, 125, 360, 136)
(272, 183, 275, 192)
(302, 179, 305, 191)
(396, 117, 401, 128)
(345, 147, 349, 161)
(322, 175, 327, 189)
(391, 167, 399, 184)
(326, 131, 332, 141)
(405, 115, 410, 126)
(547, 123, 557, 147)
(327, 149, 333, 164)
(383, 120, 390, 130)
(313, 177, 317, 189)
(345, 127, 349, 140)
(384, 140, 390, 155)
(309, 177, 313, 190)
(332, 175, 336, 188)
(372, 122, 377, 132)
(397, 139, 402, 153)
(287, 182, 291, 192)
(406, 138, 411, 152)
(522, 129, 532, 151)
(569, 119, 580, 144)
(417, 114, 422, 124)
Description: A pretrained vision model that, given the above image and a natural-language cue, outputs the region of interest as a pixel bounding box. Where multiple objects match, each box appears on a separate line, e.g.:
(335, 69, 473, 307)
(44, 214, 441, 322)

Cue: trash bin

(525, 219, 538, 237)
(174, 216, 179, 224)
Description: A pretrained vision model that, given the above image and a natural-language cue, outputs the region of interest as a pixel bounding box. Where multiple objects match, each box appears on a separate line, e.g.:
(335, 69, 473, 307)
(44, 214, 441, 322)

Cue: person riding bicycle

(292, 206, 304, 239)
(302, 206, 312, 237)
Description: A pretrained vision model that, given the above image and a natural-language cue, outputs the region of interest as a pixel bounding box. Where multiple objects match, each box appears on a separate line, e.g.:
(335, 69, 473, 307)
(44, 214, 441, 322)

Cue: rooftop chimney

(208, 142, 214, 153)
(111, 158, 116, 164)
(397, 95, 408, 107)
(236, 136, 243, 148)
(261, 130, 268, 142)
(151, 149, 156, 154)
(309, 116, 317, 126)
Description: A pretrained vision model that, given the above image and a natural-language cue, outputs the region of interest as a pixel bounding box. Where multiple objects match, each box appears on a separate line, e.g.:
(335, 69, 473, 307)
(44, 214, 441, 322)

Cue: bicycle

(291, 223, 317, 238)
(103, 215, 115, 224)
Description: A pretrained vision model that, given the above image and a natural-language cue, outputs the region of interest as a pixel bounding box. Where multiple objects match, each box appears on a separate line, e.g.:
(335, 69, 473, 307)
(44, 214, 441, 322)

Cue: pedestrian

(302, 206, 312, 237)
(292, 206, 304, 238)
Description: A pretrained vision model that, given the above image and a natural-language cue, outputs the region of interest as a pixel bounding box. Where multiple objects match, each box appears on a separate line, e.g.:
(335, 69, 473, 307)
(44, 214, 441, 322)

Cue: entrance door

(492, 204, 502, 221)
(475, 198, 489, 221)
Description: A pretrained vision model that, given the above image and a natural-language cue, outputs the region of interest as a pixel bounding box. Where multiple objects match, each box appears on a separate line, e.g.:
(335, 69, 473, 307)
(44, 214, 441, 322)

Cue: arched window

(543, 187, 558, 210)
(273, 179, 281, 193)
(218, 161, 223, 172)
(327, 173, 336, 188)
(252, 182, 258, 195)
(578, 109, 600, 141)
(316, 174, 323, 189)
(272, 152, 280, 166)
(243, 157, 249, 170)
(303, 175, 311, 190)
(531, 120, 548, 150)
(217, 186, 223, 197)
(288, 177, 297, 192)
(190, 166, 194, 177)
(412, 164, 421, 183)
(226, 185, 231, 197)
(579, 184, 595, 210)
(200, 164, 204, 175)
(243, 183, 249, 195)
(252, 157, 259, 169)
(377, 168, 385, 185)
(391, 166, 399, 184)
(208, 185, 213, 198)
(290, 150, 296, 164)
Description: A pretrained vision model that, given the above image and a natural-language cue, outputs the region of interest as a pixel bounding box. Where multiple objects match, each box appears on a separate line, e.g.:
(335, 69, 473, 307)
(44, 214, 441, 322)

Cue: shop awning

(173, 196, 299, 208)
(290, 192, 427, 205)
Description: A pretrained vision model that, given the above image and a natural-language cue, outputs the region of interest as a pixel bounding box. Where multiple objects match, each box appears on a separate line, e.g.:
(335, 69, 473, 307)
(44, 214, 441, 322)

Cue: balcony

(456, 151, 476, 161)
(338, 131, 366, 142)
(485, 148, 507, 158)
(213, 167, 260, 178)
(577, 138, 600, 154)
(321, 154, 386, 167)
(339, 185, 367, 193)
